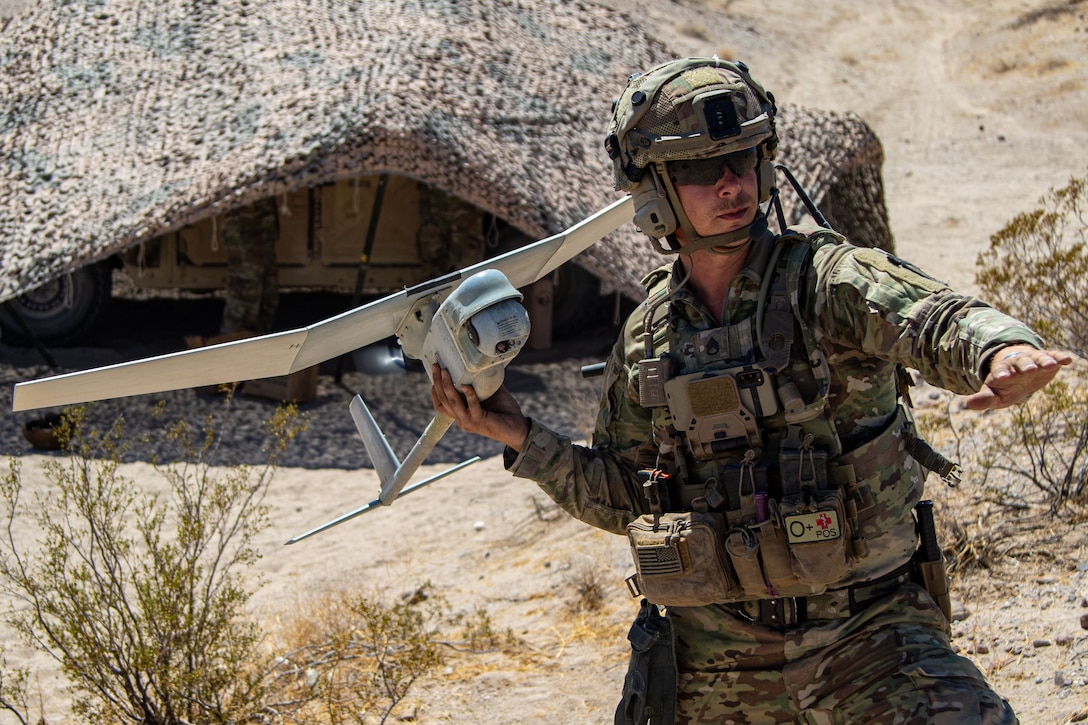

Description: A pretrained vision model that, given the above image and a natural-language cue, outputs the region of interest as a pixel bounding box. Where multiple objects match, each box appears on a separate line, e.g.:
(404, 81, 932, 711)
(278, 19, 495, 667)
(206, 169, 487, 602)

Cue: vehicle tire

(1, 261, 113, 346)
(491, 226, 606, 338)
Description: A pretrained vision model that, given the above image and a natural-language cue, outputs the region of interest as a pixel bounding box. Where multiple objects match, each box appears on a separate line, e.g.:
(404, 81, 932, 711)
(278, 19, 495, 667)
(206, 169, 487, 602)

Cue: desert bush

(976, 173, 1088, 355)
(973, 173, 1088, 511)
(0, 646, 29, 725)
(452, 604, 517, 653)
(915, 173, 1088, 538)
(563, 557, 607, 614)
(919, 365, 1088, 514)
(267, 585, 445, 725)
(985, 369, 1088, 508)
(0, 400, 305, 724)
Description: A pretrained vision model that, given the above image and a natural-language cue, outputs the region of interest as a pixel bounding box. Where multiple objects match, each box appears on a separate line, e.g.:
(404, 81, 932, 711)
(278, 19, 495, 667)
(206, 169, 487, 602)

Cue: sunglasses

(666, 148, 759, 186)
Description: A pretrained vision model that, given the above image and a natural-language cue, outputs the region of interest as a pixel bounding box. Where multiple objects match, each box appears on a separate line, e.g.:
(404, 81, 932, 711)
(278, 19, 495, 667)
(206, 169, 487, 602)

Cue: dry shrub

(0, 645, 29, 725)
(911, 173, 1088, 572)
(268, 584, 445, 725)
(267, 582, 561, 723)
(976, 173, 1088, 356)
(566, 562, 606, 613)
(0, 400, 306, 725)
(972, 172, 1088, 511)
(918, 383, 1088, 575)
(453, 604, 517, 653)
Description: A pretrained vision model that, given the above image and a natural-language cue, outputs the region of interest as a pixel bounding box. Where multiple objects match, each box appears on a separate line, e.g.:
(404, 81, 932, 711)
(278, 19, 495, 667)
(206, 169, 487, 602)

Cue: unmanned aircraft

(12, 197, 634, 543)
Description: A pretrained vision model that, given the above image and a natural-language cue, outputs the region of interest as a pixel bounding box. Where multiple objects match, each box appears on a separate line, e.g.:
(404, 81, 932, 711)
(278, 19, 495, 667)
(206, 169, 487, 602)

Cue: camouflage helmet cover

(604, 58, 779, 250)
(607, 58, 778, 187)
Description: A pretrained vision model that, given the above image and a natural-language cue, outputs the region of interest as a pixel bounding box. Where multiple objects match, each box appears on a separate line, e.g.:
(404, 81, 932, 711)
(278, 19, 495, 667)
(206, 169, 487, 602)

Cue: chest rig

(626, 230, 879, 603)
(639, 231, 844, 496)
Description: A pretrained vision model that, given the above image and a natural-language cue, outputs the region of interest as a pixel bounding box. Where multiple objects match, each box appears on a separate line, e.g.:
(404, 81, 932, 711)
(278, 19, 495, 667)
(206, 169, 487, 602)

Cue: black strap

(904, 430, 962, 487)
(846, 560, 914, 614)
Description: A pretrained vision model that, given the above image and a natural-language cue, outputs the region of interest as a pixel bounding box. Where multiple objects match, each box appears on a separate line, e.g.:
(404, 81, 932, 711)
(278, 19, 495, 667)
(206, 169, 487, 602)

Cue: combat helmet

(605, 57, 779, 255)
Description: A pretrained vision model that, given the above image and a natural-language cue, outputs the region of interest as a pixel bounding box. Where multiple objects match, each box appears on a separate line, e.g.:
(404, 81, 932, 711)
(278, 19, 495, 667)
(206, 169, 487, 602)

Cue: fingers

(430, 365, 455, 415)
(967, 347, 1074, 411)
(429, 364, 528, 449)
(991, 347, 1073, 379)
(430, 364, 486, 428)
(460, 379, 481, 408)
(431, 364, 467, 416)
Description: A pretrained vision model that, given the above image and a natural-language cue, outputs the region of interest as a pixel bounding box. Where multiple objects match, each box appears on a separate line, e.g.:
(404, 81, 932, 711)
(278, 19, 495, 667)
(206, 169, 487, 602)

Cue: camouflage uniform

(504, 225, 1036, 723)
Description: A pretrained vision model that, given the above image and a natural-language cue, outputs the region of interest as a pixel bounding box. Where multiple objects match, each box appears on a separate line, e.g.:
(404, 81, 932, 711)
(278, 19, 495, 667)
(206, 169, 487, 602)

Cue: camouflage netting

(0, 0, 891, 305)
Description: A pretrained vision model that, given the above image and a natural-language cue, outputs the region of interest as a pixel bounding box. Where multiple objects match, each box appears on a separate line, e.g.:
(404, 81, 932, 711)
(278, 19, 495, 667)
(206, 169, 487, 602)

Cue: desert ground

(2, 0, 1087, 723)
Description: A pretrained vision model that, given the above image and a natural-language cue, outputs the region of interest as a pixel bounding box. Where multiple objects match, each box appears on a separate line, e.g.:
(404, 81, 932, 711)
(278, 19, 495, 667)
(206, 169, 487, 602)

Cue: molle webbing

(767, 231, 833, 402)
(757, 235, 795, 373)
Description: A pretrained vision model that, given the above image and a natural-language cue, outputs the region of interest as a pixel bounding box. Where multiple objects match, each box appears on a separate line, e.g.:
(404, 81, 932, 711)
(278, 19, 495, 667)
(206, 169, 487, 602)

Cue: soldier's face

(673, 166, 759, 243)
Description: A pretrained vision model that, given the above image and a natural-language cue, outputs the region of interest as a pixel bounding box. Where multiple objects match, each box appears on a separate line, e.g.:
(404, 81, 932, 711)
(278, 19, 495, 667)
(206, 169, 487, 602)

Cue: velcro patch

(784, 509, 843, 544)
(853, 248, 946, 294)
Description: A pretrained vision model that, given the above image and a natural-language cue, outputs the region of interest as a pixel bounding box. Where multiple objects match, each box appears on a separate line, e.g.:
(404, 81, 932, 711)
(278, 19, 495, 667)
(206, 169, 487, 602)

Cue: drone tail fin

(349, 396, 459, 505)
(349, 394, 400, 484)
(377, 413, 455, 504)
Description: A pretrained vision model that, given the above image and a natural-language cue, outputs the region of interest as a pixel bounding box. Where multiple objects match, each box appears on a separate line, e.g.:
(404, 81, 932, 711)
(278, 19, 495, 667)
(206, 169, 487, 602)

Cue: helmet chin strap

(669, 204, 768, 257)
(657, 159, 773, 257)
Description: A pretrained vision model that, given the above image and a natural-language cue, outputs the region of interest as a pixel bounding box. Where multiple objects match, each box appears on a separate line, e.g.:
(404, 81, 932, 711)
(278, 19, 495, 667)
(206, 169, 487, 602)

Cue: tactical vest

(626, 229, 944, 603)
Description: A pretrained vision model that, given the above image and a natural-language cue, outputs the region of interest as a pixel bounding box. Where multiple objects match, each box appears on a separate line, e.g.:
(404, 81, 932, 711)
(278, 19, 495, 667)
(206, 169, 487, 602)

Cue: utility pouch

(751, 514, 800, 592)
(615, 599, 676, 725)
(689, 456, 766, 526)
(778, 490, 854, 586)
(724, 528, 768, 597)
(719, 457, 766, 522)
(626, 512, 739, 606)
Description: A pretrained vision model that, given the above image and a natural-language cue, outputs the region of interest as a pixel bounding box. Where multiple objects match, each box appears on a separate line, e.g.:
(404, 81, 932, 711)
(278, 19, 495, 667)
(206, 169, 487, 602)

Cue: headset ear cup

(631, 170, 678, 239)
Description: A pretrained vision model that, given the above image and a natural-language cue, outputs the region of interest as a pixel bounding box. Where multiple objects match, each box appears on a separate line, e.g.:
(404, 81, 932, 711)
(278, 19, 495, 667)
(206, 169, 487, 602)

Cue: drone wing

(12, 196, 633, 412)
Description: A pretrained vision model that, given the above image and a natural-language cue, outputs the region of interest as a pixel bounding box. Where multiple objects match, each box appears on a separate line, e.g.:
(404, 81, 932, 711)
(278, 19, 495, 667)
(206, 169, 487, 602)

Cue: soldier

(431, 57, 1071, 723)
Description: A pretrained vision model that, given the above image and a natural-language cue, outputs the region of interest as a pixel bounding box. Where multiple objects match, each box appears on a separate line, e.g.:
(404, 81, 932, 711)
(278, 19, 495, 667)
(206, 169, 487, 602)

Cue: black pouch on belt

(615, 599, 677, 725)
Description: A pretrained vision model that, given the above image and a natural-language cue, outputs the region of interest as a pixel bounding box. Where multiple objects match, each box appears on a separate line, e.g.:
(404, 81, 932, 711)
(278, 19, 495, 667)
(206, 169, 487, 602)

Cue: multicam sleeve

(504, 332, 657, 535)
(810, 243, 1043, 395)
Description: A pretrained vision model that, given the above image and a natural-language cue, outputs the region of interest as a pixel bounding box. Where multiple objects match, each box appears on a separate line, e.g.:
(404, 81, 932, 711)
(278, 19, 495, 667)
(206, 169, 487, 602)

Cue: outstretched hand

(430, 364, 530, 452)
(965, 344, 1074, 411)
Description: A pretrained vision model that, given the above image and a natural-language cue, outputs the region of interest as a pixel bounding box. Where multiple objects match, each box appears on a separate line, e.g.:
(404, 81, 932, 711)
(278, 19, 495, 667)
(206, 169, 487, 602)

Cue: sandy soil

(2, 0, 1088, 723)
